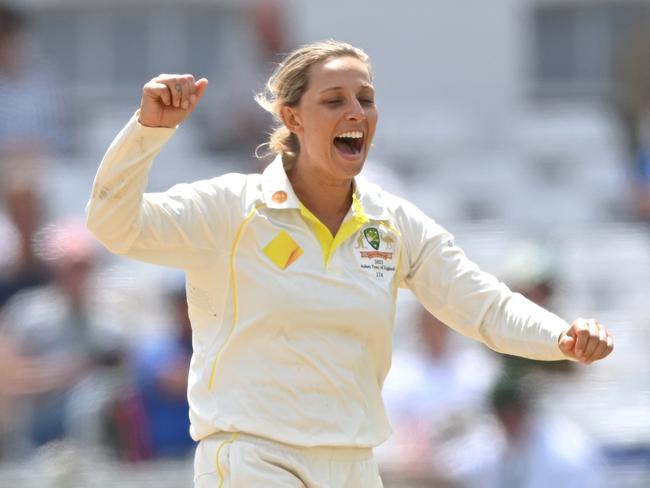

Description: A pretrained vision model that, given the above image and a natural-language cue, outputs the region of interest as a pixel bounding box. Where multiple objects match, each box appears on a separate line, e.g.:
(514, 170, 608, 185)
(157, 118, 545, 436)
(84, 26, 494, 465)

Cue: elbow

(85, 205, 134, 256)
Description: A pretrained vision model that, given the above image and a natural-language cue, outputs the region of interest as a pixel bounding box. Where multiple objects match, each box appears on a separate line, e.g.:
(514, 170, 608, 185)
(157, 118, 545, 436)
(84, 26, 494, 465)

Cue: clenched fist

(559, 318, 614, 364)
(139, 74, 209, 128)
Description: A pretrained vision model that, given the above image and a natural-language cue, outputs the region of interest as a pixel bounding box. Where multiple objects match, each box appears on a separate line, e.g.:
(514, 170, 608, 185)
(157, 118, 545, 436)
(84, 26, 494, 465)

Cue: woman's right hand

(138, 74, 208, 128)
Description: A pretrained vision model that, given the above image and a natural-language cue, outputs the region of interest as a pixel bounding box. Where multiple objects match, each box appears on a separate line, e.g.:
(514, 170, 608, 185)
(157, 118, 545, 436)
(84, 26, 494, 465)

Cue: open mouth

(333, 131, 364, 157)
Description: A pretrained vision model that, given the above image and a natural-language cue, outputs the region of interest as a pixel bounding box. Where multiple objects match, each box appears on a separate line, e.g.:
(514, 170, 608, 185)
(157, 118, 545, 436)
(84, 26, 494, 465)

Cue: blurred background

(0, 0, 648, 486)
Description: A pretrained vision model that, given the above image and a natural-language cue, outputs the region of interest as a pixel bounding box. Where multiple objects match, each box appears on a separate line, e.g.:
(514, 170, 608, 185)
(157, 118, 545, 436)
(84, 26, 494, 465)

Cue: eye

(358, 97, 375, 106)
(325, 98, 343, 106)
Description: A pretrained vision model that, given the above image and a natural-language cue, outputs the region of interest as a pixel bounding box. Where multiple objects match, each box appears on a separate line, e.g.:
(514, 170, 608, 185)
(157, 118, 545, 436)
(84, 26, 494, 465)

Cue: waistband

(201, 431, 374, 461)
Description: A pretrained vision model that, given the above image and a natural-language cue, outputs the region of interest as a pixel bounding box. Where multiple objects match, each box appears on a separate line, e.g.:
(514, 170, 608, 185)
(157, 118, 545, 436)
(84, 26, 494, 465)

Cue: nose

(345, 97, 366, 122)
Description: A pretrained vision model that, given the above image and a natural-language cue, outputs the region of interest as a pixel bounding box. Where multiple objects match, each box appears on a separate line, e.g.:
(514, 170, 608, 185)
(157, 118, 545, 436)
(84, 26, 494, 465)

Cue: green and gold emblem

(363, 227, 381, 250)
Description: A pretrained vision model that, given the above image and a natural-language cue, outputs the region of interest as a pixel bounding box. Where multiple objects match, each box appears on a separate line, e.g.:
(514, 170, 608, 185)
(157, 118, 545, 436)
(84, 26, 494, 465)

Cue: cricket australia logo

(356, 224, 397, 280)
(364, 227, 381, 250)
(356, 225, 396, 261)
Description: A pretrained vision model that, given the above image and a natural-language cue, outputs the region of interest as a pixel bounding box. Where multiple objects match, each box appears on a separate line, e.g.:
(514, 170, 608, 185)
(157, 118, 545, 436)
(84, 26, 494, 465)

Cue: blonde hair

(255, 39, 372, 161)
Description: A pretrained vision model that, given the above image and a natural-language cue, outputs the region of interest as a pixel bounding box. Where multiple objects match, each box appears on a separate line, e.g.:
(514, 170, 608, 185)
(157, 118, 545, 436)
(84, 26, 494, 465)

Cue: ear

(280, 105, 303, 134)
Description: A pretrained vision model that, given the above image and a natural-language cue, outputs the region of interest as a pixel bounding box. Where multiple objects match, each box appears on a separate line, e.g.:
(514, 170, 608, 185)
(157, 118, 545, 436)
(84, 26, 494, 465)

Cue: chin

(333, 150, 368, 178)
(337, 158, 366, 179)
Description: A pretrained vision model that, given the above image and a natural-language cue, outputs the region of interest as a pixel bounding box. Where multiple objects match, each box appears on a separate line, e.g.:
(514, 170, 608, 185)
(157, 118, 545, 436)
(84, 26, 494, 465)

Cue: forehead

(306, 56, 373, 92)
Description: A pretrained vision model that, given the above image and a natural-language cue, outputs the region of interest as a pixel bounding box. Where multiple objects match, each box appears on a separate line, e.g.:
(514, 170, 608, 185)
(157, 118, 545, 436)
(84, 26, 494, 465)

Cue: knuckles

(152, 73, 195, 83)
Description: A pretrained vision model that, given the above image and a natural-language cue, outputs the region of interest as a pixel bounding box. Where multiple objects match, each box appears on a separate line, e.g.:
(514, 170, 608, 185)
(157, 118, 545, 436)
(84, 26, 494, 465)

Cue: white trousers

(194, 432, 384, 487)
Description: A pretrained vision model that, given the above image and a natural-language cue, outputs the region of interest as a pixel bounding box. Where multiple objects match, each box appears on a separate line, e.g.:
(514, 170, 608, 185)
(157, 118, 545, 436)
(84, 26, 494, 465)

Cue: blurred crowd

(0, 2, 217, 464)
(0, 2, 648, 487)
(377, 243, 608, 488)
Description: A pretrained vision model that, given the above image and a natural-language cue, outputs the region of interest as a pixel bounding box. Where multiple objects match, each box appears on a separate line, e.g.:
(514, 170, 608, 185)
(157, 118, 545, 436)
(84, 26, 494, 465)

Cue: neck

(288, 157, 354, 235)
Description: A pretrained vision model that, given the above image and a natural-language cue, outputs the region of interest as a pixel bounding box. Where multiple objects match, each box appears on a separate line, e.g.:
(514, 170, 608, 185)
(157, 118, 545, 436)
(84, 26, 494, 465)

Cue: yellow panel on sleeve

(263, 230, 304, 270)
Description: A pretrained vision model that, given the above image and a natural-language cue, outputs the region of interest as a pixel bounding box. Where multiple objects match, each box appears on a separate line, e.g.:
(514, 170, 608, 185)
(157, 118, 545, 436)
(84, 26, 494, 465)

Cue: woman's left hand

(558, 318, 614, 364)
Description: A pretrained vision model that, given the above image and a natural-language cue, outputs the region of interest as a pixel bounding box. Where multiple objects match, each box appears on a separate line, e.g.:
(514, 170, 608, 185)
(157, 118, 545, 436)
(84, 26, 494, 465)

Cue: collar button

(272, 191, 288, 204)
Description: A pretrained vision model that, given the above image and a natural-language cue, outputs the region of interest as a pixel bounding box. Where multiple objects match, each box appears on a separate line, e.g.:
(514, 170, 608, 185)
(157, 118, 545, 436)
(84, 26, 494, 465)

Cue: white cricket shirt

(86, 113, 570, 448)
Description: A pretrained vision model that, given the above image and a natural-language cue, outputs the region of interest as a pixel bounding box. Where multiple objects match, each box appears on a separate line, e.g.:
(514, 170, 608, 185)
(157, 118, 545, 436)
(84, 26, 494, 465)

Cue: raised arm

(86, 74, 231, 269)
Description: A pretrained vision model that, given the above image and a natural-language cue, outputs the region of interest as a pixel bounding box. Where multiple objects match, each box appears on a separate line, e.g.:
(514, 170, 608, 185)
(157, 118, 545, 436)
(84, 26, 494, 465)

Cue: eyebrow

(318, 84, 374, 94)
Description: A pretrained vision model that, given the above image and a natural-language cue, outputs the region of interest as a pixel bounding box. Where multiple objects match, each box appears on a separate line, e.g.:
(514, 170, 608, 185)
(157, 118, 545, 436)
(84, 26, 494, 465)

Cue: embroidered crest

(363, 227, 380, 250)
(355, 224, 398, 280)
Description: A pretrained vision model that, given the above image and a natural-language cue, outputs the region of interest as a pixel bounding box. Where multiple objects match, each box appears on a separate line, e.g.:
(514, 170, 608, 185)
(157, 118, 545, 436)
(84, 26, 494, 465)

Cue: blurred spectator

(613, 21, 650, 222)
(0, 1, 67, 178)
(117, 275, 195, 460)
(378, 304, 501, 484)
(200, 1, 287, 167)
(501, 241, 556, 311)
(0, 221, 125, 459)
(0, 332, 46, 458)
(466, 375, 606, 488)
(0, 176, 52, 308)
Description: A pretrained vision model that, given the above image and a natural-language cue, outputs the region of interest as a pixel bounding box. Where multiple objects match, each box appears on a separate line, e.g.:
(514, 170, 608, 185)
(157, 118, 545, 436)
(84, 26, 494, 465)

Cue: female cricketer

(86, 40, 614, 487)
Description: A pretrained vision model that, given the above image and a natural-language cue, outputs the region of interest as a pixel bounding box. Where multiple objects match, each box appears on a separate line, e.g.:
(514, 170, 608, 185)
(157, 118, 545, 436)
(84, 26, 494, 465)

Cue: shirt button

(272, 191, 288, 204)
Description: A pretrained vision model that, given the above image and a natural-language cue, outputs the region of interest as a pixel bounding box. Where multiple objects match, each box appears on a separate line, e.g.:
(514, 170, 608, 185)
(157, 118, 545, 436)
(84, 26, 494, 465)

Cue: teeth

(336, 131, 363, 139)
